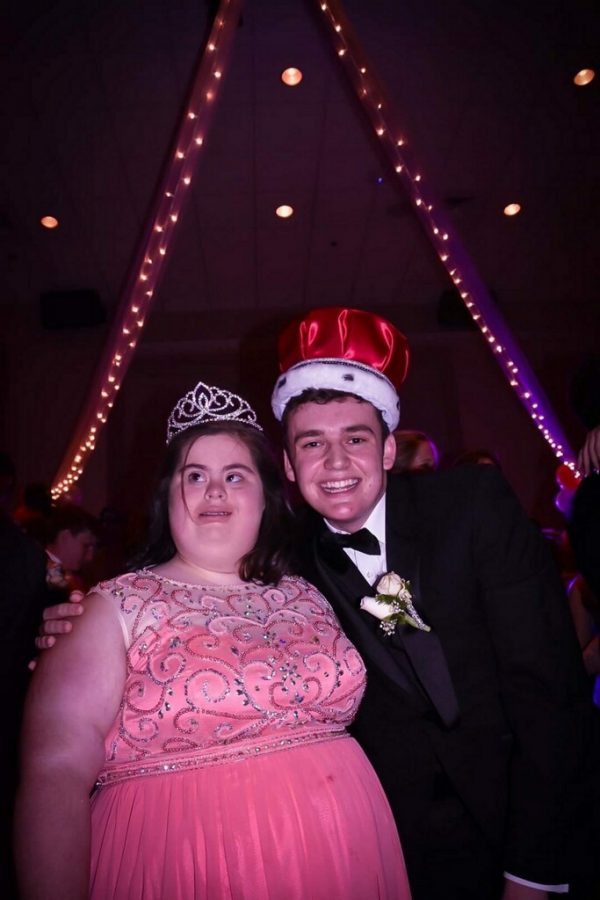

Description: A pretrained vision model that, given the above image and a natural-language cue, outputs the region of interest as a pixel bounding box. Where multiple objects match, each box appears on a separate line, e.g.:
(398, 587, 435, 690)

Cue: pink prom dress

(89, 570, 410, 899)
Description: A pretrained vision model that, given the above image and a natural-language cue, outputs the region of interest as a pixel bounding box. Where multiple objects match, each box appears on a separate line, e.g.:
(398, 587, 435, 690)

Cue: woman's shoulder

(91, 570, 137, 594)
(89, 569, 166, 604)
(276, 573, 319, 591)
(275, 574, 336, 609)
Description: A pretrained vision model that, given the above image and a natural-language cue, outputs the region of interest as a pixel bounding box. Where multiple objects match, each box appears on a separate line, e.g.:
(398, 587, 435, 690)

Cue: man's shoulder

(387, 463, 503, 508)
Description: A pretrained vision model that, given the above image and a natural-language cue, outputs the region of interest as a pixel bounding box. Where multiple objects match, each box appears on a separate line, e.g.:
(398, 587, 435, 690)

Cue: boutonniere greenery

(46, 559, 68, 590)
(360, 571, 431, 635)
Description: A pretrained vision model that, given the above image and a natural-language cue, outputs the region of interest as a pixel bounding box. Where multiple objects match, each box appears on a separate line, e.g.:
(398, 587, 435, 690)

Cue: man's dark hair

(452, 448, 502, 471)
(282, 388, 389, 451)
(45, 504, 98, 544)
(130, 421, 295, 584)
(392, 430, 433, 473)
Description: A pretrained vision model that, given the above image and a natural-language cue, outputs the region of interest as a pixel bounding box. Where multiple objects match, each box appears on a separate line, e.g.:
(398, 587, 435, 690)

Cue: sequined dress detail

(89, 571, 410, 899)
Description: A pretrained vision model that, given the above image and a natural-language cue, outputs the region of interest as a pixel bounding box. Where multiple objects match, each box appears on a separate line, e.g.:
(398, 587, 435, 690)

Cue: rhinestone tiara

(166, 381, 263, 443)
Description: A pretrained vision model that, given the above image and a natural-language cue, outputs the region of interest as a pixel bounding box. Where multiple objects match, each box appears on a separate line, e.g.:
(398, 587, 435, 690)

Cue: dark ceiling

(2, 0, 599, 505)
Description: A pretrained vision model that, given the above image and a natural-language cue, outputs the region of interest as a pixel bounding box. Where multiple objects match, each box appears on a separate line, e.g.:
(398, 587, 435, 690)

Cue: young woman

(15, 381, 410, 900)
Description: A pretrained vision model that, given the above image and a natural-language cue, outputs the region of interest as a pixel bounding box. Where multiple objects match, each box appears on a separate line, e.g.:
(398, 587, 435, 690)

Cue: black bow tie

(322, 527, 381, 556)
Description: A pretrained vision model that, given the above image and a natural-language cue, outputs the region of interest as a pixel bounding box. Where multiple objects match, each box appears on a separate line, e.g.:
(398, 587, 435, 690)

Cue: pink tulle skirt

(90, 736, 410, 899)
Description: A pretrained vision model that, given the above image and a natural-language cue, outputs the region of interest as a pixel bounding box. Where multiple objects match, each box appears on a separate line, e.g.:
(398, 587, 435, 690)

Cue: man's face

(284, 397, 396, 533)
(56, 528, 97, 571)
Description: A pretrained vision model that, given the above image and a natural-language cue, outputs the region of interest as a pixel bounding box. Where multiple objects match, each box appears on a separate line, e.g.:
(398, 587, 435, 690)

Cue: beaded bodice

(94, 571, 365, 782)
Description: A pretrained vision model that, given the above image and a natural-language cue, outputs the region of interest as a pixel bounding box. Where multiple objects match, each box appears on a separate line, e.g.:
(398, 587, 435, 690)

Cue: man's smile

(320, 478, 360, 493)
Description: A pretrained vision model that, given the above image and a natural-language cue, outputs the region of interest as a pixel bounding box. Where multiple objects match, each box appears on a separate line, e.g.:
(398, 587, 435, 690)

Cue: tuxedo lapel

(310, 526, 424, 699)
(386, 478, 460, 728)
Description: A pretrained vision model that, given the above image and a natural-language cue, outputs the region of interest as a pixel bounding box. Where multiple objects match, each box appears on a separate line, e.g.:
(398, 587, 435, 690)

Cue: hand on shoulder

(34, 590, 86, 650)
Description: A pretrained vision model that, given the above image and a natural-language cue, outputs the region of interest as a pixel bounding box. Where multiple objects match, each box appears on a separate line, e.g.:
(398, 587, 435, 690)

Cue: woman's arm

(14, 590, 126, 900)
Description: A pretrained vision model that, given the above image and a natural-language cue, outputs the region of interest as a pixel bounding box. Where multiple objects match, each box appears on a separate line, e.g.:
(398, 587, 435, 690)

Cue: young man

(271, 306, 596, 900)
(44, 504, 98, 594)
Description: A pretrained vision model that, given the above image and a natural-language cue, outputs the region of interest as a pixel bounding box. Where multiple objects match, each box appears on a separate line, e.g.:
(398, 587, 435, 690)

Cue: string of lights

(52, 0, 244, 499)
(53, 0, 578, 500)
(317, 0, 576, 469)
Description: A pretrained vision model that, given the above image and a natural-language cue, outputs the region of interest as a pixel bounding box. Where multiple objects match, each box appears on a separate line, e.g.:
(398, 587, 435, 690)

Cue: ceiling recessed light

(573, 68, 595, 86)
(275, 205, 294, 218)
(40, 215, 59, 229)
(281, 67, 302, 86)
(503, 203, 521, 217)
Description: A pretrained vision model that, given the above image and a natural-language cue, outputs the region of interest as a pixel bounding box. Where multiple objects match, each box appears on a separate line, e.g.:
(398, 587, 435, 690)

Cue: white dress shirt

(324, 493, 387, 588)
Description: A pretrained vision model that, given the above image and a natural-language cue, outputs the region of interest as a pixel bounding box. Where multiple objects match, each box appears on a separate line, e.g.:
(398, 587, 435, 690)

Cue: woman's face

(168, 432, 265, 573)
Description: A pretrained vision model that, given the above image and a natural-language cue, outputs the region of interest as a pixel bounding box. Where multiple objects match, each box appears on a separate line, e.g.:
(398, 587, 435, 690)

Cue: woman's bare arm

(15, 591, 126, 900)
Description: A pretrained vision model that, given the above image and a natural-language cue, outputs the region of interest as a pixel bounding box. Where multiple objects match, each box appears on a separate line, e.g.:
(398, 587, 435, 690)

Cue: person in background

(566, 357, 600, 702)
(452, 448, 502, 469)
(567, 356, 600, 600)
(16, 381, 410, 900)
(569, 425, 600, 602)
(43, 504, 98, 595)
(567, 573, 600, 696)
(391, 429, 439, 474)
(0, 454, 48, 899)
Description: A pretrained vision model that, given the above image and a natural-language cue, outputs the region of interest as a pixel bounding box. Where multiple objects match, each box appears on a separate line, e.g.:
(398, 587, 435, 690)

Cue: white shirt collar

(324, 491, 387, 543)
(358, 493, 387, 546)
(324, 492, 388, 584)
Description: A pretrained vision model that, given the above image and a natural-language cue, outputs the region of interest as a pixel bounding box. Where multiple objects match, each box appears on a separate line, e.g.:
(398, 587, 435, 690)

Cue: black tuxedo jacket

(296, 465, 595, 886)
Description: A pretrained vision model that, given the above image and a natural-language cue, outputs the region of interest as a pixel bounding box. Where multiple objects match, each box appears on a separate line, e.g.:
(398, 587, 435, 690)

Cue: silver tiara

(166, 381, 263, 443)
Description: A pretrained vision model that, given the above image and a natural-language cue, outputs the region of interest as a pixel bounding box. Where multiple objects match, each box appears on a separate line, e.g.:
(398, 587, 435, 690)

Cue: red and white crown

(271, 307, 409, 431)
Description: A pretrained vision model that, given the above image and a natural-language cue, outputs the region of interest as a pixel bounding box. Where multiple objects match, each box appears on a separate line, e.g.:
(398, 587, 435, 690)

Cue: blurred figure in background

(0, 454, 48, 898)
(568, 355, 600, 599)
(391, 429, 439, 474)
(83, 506, 131, 584)
(452, 448, 502, 470)
(44, 504, 99, 595)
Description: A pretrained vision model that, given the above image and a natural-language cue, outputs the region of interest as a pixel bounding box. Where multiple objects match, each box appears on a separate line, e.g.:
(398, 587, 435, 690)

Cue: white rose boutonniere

(360, 571, 431, 635)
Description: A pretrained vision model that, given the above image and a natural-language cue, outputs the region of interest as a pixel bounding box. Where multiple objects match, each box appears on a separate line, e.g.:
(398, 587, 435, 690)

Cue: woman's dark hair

(129, 422, 294, 583)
